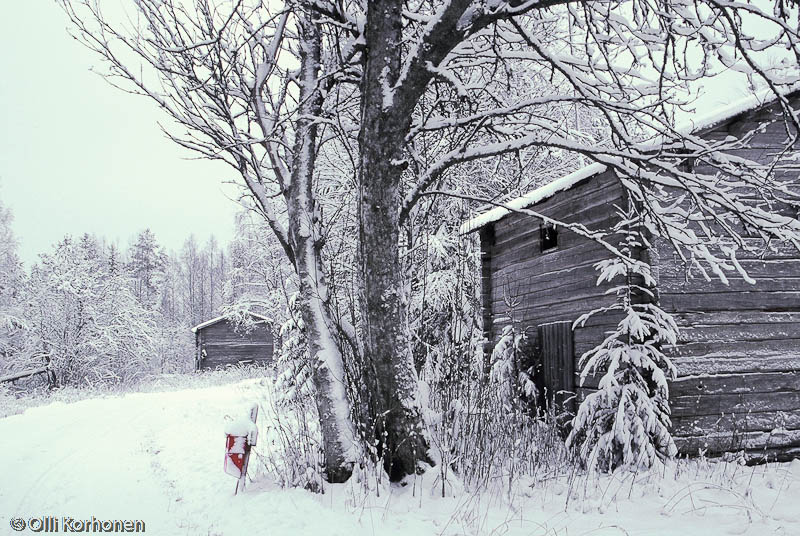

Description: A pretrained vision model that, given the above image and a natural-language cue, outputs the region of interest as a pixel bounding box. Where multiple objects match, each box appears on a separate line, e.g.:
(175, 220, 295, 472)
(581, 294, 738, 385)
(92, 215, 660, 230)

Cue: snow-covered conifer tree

(568, 208, 678, 470)
(127, 229, 166, 307)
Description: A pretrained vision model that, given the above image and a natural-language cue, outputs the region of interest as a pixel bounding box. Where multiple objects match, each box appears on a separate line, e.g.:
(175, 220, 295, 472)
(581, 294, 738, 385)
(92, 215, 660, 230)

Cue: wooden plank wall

(197, 320, 274, 370)
(655, 98, 800, 458)
(481, 96, 800, 459)
(657, 239, 800, 456)
(484, 170, 626, 401)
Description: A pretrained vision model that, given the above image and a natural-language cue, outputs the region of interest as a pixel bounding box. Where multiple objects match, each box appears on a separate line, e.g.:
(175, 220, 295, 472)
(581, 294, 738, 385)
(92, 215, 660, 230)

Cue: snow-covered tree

(0, 199, 28, 371)
(225, 213, 292, 318)
(0, 199, 19, 279)
(489, 325, 538, 412)
(174, 235, 229, 326)
(127, 229, 166, 307)
(27, 235, 160, 386)
(567, 209, 679, 471)
(62, 0, 800, 481)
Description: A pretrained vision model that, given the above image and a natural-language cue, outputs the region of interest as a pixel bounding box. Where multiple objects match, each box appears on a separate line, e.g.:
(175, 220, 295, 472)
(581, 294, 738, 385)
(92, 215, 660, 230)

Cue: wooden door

(537, 321, 576, 416)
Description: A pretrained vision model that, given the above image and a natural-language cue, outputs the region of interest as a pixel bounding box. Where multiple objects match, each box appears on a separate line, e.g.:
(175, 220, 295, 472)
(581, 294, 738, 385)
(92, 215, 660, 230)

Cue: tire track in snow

(8, 404, 118, 512)
(13, 436, 82, 512)
(1, 396, 187, 534)
(9, 399, 149, 513)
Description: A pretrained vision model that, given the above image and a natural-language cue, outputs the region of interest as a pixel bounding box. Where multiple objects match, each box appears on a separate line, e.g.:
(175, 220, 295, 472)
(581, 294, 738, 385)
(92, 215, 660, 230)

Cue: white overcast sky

(0, 2, 241, 265)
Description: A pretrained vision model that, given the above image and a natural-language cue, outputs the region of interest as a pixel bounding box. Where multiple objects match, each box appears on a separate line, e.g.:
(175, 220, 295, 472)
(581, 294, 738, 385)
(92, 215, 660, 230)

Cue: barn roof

(460, 88, 799, 235)
(191, 312, 272, 333)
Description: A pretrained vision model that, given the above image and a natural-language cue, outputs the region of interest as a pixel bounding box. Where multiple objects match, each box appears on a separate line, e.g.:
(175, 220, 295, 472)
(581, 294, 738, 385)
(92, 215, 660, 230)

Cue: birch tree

(63, 0, 800, 481)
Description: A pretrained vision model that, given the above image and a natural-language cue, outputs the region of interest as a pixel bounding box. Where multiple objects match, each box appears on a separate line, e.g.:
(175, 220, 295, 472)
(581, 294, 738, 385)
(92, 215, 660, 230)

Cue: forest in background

(0, 199, 297, 387)
(0, 189, 501, 396)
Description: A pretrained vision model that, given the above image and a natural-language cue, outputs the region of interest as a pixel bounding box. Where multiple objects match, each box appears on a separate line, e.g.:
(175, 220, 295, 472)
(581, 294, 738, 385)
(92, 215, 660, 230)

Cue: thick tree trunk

(358, 0, 432, 481)
(287, 12, 357, 483)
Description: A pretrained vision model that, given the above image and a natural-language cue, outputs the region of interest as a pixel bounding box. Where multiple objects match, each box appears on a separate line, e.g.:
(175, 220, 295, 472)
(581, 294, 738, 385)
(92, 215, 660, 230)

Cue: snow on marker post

(224, 404, 259, 495)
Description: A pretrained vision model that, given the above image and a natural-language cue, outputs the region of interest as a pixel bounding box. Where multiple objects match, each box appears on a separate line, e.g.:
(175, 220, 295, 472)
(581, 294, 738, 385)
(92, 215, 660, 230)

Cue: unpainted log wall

(196, 320, 274, 370)
(654, 101, 800, 458)
(480, 97, 800, 459)
(481, 169, 626, 404)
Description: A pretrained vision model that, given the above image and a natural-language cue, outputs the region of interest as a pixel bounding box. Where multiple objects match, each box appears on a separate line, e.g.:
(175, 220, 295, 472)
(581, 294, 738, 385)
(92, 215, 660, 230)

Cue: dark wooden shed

(191, 313, 275, 370)
(463, 92, 800, 460)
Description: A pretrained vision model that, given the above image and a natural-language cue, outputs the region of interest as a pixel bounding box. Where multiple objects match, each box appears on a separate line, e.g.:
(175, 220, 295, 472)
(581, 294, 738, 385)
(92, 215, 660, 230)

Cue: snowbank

(1, 378, 798, 535)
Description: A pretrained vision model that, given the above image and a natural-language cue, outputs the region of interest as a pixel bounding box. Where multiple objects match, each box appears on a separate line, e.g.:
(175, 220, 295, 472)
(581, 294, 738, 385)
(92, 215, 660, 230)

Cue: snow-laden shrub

(251, 382, 327, 492)
(567, 222, 678, 472)
(420, 320, 568, 491)
(0, 314, 39, 381)
(489, 325, 538, 411)
(404, 224, 568, 491)
(152, 322, 194, 374)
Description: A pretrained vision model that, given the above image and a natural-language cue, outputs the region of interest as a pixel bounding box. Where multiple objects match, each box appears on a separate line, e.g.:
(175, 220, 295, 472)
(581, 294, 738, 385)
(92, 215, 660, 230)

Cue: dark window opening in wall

(540, 223, 558, 252)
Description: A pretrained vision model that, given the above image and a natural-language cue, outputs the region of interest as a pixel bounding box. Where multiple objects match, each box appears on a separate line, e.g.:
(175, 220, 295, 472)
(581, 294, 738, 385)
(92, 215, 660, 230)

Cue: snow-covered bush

(0, 199, 35, 377)
(397, 219, 568, 490)
(249, 377, 328, 492)
(271, 292, 315, 405)
(489, 324, 538, 412)
(152, 322, 194, 374)
(426, 341, 568, 492)
(567, 218, 678, 471)
(416, 284, 567, 490)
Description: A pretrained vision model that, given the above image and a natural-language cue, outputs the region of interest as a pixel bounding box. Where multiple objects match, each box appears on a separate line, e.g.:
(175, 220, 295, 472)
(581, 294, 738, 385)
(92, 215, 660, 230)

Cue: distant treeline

(0, 201, 283, 388)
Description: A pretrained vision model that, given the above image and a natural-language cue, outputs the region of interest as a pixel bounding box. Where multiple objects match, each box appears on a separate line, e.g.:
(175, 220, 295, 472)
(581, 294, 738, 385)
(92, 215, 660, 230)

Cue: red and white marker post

(224, 404, 259, 495)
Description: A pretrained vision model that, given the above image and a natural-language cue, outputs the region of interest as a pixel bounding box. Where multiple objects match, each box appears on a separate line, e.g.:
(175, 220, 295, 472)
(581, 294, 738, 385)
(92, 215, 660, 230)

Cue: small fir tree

(567, 210, 678, 471)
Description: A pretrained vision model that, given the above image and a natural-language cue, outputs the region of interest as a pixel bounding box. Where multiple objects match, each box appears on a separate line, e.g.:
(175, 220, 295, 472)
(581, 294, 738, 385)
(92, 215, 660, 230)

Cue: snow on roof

(460, 88, 799, 234)
(674, 85, 799, 136)
(459, 163, 607, 234)
(191, 312, 272, 333)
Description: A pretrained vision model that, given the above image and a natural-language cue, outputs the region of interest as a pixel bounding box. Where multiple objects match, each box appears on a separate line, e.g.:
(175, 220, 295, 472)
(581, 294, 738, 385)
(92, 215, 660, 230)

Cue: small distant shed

(191, 313, 274, 370)
(462, 91, 800, 460)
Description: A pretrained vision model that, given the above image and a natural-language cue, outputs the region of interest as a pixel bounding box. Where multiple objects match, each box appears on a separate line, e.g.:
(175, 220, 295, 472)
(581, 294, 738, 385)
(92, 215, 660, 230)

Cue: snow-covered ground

(1, 379, 798, 535)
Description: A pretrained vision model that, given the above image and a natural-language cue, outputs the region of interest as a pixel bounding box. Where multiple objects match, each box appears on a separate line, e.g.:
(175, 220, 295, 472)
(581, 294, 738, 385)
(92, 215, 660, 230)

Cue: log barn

(191, 313, 275, 370)
(462, 92, 800, 460)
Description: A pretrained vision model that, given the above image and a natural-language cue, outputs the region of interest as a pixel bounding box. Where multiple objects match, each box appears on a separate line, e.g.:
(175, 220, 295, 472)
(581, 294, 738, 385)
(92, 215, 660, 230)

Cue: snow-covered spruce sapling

(273, 292, 316, 405)
(567, 217, 678, 471)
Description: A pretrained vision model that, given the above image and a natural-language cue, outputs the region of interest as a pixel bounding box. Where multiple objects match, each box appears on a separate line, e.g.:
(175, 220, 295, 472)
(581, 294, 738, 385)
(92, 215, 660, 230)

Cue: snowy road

(0, 381, 281, 535)
(1, 380, 799, 536)
(1, 380, 423, 536)
(5, 395, 180, 531)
